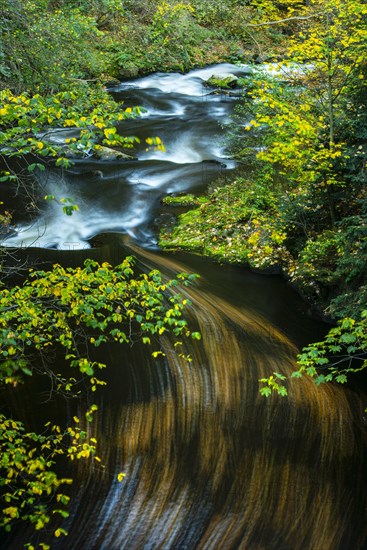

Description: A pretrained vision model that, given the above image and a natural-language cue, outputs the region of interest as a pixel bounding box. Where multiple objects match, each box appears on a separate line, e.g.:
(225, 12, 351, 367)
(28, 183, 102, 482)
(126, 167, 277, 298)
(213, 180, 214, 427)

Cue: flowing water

(2, 64, 367, 550)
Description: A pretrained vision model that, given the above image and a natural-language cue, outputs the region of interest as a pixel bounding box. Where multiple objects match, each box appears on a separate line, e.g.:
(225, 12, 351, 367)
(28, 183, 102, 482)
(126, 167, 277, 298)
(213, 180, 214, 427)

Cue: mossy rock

(206, 73, 239, 89)
(162, 194, 207, 207)
(102, 75, 121, 88)
(93, 145, 135, 161)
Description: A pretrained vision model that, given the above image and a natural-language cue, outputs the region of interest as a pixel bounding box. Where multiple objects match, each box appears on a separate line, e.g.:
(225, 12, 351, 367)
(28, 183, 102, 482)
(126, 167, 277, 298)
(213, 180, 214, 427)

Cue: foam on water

(3, 64, 243, 249)
(115, 63, 251, 96)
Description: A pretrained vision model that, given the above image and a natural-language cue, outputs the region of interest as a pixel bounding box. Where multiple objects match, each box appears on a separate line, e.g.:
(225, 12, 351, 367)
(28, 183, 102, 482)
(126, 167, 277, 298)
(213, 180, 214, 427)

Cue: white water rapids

(2, 63, 245, 250)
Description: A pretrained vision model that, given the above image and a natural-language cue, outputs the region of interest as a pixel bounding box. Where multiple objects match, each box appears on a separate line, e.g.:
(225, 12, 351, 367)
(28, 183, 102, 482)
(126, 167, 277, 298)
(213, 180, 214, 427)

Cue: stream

(2, 64, 367, 550)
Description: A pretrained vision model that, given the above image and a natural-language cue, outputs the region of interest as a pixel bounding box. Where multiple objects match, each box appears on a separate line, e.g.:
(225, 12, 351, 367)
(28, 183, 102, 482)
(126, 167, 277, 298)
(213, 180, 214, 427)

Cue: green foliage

(159, 177, 288, 267)
(0, 413, 97, 537)
(0, 258, 197, 387)
(0, 86, 142, 162)
(162, 194, 207, 206)
(296, 312, 367, 382)
(0, 0, 108, 93)
(290, 230, 343, 286)
(133, 1, 210, 73)
(191, 0, 286, 53)
(260, 311, 367, 396)
(150, 1, 195, 43)
(289, 215, 367, 315)
(241, 0, 367, 203)
(0, 258, 198, 539)
(0, 86, 146, 214)
(161, 0, 367, 316)
(159, 0, 367, 400)
(259, 372, 288, 397)
(0, 0, 281, 89)
(6, 0, 367, 540)
(242, 76, 345, 192)
(192, 0, 233, 26)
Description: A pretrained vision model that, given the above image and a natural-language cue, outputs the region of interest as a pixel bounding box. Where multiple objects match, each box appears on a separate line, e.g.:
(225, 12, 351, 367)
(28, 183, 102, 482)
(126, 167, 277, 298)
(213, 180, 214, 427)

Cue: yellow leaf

(4, 507, 18, 518)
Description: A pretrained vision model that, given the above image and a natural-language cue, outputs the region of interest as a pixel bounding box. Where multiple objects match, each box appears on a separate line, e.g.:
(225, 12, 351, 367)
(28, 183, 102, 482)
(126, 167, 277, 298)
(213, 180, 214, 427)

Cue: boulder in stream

(102, 75, 121, 88)
(92, 145, 136, 161)
(206, 73, 239, 89)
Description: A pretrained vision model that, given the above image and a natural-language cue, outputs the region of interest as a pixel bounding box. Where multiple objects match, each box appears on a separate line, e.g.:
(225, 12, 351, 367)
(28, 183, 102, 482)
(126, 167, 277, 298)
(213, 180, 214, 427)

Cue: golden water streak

(62, 244, 367, 550)
(18, 243, 365, 550)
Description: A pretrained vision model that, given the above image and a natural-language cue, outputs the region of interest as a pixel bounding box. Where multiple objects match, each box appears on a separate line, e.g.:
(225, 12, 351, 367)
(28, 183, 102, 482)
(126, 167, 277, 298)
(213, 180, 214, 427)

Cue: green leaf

(340, 333, 357, 344)
(315, 357, 329, 365)
(27, 163, 45, 172)
(291, 370, 303, 378)
(315, 375, 326, 385)
(329, 345, 342, 352)
(260, 387, 272, 397)
(20, 367, 33, 376)
(55, 157, 71, 168)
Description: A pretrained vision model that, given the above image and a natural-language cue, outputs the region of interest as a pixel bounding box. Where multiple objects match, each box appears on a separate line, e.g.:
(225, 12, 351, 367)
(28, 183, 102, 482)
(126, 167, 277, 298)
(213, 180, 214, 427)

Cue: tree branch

(247, 12, 322, 28)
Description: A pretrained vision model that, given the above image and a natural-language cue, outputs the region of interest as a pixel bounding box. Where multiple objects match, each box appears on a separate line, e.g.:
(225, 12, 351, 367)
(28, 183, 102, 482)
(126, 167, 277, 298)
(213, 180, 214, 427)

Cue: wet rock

(0, 226, 16, 241)
(93, 145, 135, 161)
(102, 76, 121, 88)
(119, 66, 140, 79)
(153, 213, 177, 233)
(206, 73, 239, 89)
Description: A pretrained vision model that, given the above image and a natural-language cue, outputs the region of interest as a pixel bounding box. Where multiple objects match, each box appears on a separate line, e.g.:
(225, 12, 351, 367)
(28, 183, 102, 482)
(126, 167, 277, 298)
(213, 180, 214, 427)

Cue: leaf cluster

(0, 86, 145, 221)
(0, 87, 142, 167)
(0, 258, 198, 540)
(0, 412, 98, 538)
(259, 310, 367, 397)
(0, 258, 197, 388)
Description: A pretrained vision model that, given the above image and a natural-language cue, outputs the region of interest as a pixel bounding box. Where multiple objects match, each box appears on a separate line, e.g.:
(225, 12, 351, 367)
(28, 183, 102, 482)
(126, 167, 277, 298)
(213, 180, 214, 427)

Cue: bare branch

(247, 12, 323, 28)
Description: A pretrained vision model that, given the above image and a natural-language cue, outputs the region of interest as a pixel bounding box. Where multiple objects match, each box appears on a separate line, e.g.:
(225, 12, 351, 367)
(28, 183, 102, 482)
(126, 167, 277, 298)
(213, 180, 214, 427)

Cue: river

(2, 64, 367, 550)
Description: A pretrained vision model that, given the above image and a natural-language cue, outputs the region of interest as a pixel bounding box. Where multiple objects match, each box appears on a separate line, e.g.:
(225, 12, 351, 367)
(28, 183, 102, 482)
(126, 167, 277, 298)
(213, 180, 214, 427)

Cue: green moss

(159, 178, 280, 265)
(162, 194, 208, 207)
(206, 75, 238, 89)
